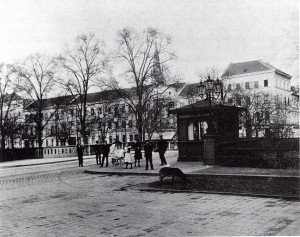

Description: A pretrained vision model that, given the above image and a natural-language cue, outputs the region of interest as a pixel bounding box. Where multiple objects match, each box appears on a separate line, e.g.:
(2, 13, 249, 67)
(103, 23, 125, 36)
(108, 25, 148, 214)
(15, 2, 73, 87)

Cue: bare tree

(111, 27, 175, 140)
(2, 112, 24, 148)
(143, 94, 174, 141)
(14, 54, 59, 147)
(197, 67, 221, 82)
(230, 88, 299, 138)
(0, 63, 23, 148)
(0, 63, 14, 148)
(57, 33, 108, 144)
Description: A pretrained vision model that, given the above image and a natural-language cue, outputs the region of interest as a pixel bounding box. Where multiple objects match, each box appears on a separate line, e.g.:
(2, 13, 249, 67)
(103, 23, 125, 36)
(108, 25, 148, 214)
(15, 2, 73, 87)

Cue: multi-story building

(23, 82, 186, 147)
(222, 60, 293, 101)
(18, 59, 300, 148)
(222, 60, 299, 138)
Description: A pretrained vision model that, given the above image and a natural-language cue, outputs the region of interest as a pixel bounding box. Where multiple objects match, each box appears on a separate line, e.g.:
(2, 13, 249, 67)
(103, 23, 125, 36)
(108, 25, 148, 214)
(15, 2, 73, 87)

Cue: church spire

(152, 43, 165, 85)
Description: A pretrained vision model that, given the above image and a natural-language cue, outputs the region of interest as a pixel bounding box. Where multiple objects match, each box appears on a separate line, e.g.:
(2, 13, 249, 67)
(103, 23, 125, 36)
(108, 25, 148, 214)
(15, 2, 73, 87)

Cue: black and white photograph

(0, 0, 299, 236)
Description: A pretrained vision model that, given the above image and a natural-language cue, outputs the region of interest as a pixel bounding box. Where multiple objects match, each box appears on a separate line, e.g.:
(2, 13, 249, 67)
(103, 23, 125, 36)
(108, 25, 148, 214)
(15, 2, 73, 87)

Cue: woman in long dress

(133, 138, 142, 167)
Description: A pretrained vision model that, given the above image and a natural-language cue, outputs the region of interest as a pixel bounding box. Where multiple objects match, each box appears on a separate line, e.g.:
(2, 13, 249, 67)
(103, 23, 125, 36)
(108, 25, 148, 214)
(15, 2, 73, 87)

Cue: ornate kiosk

(170, 100, 242, 163)
(170, 75, 244, 164)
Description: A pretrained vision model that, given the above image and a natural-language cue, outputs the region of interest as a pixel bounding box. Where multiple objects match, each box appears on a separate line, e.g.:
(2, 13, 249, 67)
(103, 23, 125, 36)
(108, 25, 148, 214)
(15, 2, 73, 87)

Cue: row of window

(227, 95, 291, 106)
(276, 78, 290, 91)
(25, 100, 175, 123)
(227, 80, 268, 91)
(42, 133, 140, 147)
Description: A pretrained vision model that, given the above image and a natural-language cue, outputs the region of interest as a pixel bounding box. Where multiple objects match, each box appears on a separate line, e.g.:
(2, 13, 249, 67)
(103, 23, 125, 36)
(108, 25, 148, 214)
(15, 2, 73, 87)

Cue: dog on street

(159, 167, 187, 183)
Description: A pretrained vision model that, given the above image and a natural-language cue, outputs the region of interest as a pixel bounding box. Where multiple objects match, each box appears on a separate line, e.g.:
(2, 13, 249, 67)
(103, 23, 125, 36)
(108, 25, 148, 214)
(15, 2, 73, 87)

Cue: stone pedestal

(203, 134, 218, 165)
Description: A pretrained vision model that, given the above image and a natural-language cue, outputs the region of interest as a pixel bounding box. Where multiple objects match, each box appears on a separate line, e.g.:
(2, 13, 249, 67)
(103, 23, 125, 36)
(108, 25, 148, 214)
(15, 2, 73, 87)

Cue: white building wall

(224, 68, 298, 138)
(225, 70, 293, 101)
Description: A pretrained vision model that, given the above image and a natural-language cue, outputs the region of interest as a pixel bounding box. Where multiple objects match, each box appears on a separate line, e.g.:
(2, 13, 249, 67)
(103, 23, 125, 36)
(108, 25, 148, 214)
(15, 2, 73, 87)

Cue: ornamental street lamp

(197, 75, 224, 134)
(197, 75, 224, 106)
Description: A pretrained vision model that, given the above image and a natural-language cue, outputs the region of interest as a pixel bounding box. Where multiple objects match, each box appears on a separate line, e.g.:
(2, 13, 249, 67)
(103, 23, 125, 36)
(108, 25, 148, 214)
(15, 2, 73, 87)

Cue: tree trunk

(137, 112, 143, 141)
(10, 136, 14, 149)
(37, 123, 43, 148)
(0, 123, 5, 148)
(81, 122, 88, 145)
(1, 138, 5, 149)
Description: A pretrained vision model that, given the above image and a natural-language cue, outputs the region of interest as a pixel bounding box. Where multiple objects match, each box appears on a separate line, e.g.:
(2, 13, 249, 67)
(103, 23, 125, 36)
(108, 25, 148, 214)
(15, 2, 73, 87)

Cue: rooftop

(222, 60, 292, 79)
(178, 83, 199, 97)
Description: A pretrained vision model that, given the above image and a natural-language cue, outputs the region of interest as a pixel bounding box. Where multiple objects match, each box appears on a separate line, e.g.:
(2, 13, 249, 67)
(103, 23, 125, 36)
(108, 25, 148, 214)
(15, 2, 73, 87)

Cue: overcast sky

(0, 0, 299, 86)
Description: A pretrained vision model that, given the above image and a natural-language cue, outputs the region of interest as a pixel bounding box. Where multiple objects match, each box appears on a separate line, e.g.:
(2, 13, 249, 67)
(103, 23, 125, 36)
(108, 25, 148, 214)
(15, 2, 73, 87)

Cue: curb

(186, 173, 300, 179)
(84, 169, 159, 176)
(83, 170, 300, 179)
(137, 187, 300, 200)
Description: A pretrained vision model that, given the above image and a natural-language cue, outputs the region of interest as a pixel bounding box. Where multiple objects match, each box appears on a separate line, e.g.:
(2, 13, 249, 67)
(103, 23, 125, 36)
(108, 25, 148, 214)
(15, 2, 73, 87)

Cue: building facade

(2, 60, 298, 148)
(222, 60, 299, 138)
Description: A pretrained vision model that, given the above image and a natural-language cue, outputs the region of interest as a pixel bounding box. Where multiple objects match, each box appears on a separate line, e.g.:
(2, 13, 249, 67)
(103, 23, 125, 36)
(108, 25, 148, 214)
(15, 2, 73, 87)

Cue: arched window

(255, 112, 261, 122)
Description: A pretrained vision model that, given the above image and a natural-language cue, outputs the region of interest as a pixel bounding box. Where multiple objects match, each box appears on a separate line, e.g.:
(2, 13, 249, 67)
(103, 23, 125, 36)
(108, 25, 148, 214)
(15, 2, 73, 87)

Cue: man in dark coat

(93, 140, 101, 165)
(77, 141, 84, 167)
(101, 140, 110, 167)
(157, 134, 168, 166)
(144, 141, 154, 170)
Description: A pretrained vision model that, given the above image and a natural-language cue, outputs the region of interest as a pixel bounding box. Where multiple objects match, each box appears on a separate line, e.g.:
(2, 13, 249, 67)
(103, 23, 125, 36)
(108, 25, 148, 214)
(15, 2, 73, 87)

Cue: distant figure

(144, 141, 154, 170)
(157, 134, 168, 166)
(76, 141, 85, 167)
(133, 138, 142, 167)
(93, 140, 101, 165)
(124, 146, 133, 169)
(101, 140, 110, 167)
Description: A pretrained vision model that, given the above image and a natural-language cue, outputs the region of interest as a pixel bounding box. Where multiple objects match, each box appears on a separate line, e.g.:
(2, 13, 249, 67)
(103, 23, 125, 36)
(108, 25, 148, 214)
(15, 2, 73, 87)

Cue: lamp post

(113, 116, 119, 141)
(97, 113, 107, 142)
(197, 75, 224, 134)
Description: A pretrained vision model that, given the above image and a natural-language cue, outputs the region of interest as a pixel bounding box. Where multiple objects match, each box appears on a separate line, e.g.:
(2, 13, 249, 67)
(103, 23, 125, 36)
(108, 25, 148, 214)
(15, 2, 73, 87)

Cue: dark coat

(102, 144, 111, 156)
(93, 144, 101, 155)
(144, 143, 153, 158)
(157, 139, 168, 152)
(77, 145, 84, 157)
(133, 141, 142, 160)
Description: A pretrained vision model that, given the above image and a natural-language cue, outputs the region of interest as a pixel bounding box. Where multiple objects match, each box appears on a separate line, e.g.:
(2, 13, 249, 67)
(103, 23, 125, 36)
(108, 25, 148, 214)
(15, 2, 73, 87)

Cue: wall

(218, 138, 299, 169)
(43, 145, 92, 158)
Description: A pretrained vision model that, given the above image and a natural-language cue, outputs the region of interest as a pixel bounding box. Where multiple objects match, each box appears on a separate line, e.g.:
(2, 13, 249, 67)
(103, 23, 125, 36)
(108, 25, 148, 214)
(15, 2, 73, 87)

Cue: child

(124, 146, 133, 169)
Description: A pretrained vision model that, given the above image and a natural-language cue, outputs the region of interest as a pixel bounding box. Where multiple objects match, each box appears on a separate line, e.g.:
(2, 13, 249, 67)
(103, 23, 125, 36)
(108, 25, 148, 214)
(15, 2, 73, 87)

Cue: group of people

(77, 135, 169, 170)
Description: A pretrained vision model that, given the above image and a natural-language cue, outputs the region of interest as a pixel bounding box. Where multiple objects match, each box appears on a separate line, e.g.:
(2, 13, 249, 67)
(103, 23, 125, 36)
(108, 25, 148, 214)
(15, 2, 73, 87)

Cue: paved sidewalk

(83, 151, 300, 178)
(1, 150, 299, 177)
(0, 155, 95, 168)
(85, 150, 212, 175)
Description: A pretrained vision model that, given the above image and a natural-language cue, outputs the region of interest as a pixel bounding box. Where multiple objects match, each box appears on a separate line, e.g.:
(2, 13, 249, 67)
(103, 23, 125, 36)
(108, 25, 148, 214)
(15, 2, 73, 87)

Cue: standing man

(93, 140, 101, 165)
(144, 141, 154, 170)
(157, 134, 168, 166)
(101, 140, 110, 167)
(77, 140, 84, 167)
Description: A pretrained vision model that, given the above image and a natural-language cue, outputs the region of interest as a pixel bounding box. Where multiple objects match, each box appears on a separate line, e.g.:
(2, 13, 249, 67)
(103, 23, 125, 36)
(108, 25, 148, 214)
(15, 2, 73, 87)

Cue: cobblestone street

(0, 162, 299, 236)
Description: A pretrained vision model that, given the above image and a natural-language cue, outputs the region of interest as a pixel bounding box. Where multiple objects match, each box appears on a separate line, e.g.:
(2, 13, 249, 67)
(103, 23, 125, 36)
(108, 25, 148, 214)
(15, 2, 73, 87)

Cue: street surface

(0, 159, 299, 236)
